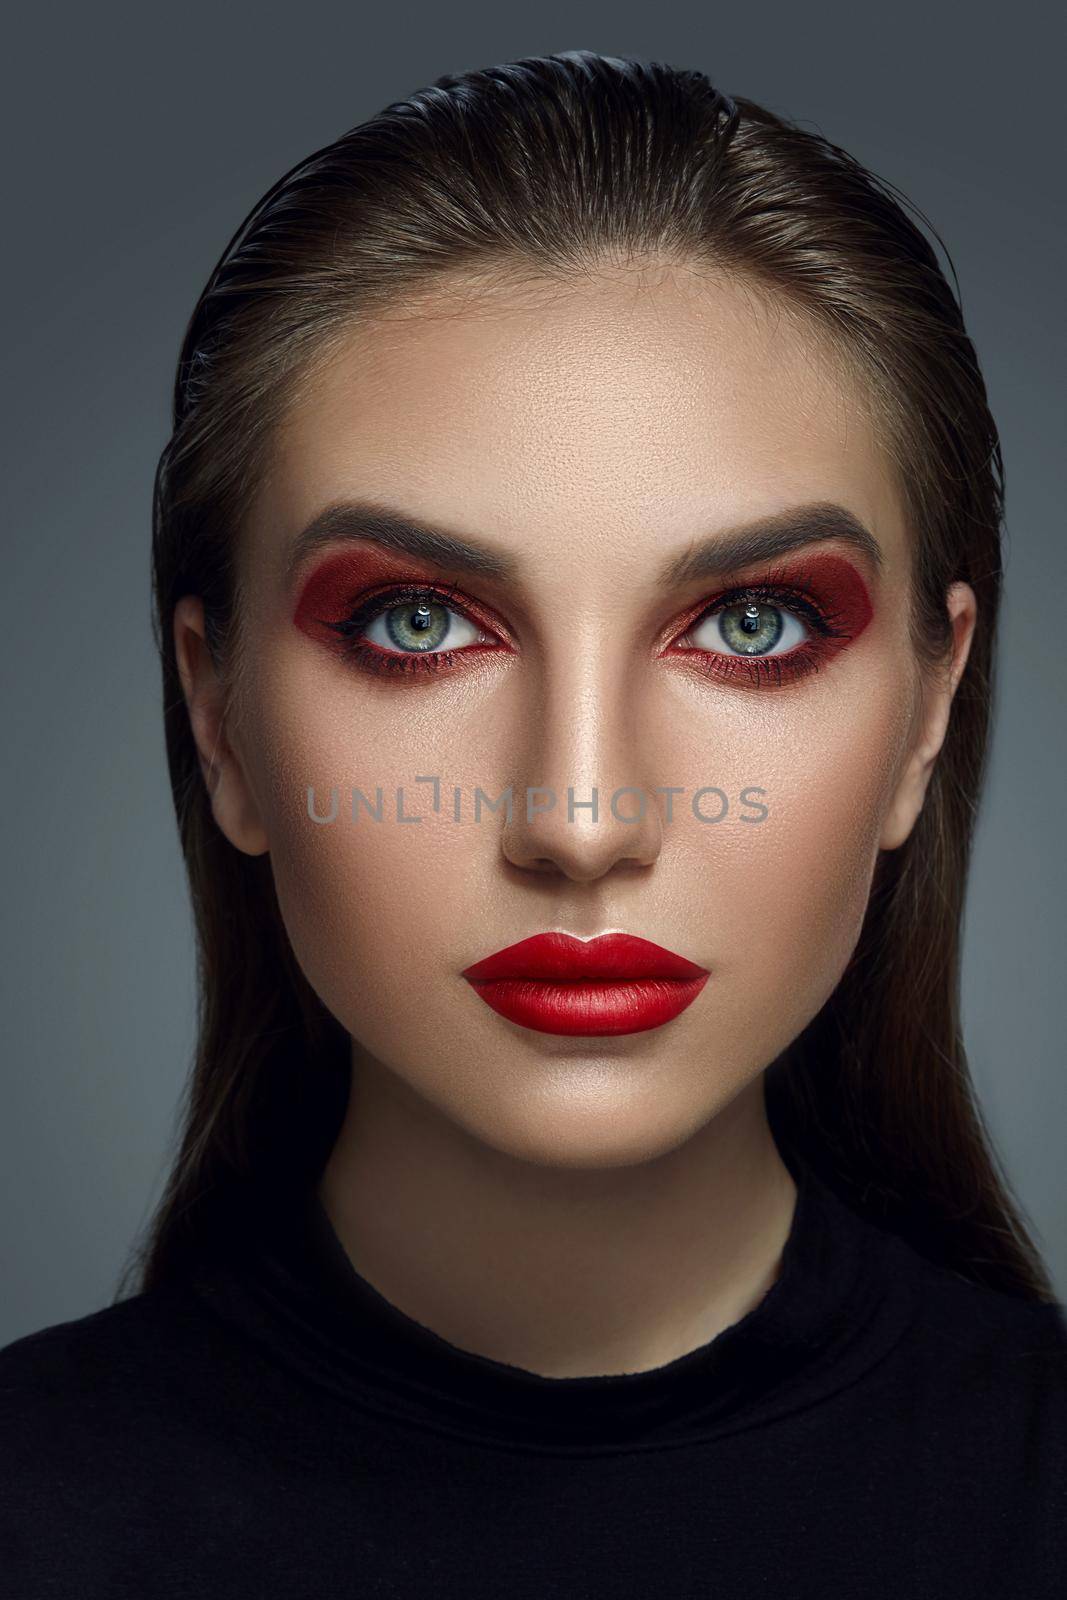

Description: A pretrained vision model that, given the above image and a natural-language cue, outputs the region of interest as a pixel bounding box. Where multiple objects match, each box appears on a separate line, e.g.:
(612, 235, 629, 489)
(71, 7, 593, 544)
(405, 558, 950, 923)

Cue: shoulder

(0, 1280, 281, 1556)
(876, 1229, 1067, 1452)
(0, 1283, 286, 1592)
(821, 1176, 1067, 1382)
(2, 1284, 204, 1375)
(0, 1284, 240, 1444)
(900, 1241, 1067, 1361)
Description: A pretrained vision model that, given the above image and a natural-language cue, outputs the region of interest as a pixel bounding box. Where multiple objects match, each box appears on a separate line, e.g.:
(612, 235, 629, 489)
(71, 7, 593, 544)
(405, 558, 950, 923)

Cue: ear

(173, 596, 270, 857)
(880, 581, 977, 852)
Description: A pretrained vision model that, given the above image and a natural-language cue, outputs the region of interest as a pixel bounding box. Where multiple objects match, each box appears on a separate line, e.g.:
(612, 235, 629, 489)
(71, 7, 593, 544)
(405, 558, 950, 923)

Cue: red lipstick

(460, 932, 710, 1036)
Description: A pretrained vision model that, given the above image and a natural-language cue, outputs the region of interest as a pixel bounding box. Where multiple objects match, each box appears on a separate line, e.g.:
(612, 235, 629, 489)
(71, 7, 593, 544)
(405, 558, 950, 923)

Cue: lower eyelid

(665, 638, 831, 690)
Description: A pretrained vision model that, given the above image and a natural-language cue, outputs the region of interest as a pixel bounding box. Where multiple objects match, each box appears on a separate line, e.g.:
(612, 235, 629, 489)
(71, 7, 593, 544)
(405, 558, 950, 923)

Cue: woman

(3, 49, 1064, 1597)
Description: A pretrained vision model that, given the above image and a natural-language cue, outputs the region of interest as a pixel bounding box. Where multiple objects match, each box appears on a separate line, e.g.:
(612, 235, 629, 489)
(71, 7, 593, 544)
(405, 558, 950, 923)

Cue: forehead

(255, 264, 905, 578)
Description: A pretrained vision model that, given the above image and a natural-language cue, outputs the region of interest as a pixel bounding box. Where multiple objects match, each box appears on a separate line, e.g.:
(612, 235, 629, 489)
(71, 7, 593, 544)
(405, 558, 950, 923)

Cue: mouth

(459, 931, 710, 1037)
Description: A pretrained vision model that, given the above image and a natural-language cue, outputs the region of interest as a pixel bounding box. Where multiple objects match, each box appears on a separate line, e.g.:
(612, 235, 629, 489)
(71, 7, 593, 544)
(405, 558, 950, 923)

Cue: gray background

(2, 1, 1063, 1346)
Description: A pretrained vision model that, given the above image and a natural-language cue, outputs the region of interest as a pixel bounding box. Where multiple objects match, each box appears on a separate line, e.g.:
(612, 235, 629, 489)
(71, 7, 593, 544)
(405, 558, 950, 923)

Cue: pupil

(717, 601, 784, 656)
(385, 598, 451, 652)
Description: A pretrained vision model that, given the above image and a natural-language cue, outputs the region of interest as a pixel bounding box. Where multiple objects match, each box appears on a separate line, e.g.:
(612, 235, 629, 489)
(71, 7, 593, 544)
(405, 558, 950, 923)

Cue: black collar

(187, 1152, 919, 1456)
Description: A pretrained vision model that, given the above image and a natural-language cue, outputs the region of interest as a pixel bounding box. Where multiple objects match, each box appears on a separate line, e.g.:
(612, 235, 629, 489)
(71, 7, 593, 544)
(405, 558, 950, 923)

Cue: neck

(317, 1054, 798, 1379)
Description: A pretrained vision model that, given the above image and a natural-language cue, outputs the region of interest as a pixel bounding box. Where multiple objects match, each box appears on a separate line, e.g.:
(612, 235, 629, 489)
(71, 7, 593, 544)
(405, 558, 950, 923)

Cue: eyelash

(320, 567, 856, 689)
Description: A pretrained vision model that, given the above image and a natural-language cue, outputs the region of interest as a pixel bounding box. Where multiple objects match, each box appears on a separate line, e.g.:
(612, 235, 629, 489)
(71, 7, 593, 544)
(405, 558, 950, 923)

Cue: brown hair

(122, 50, 1055, 1302)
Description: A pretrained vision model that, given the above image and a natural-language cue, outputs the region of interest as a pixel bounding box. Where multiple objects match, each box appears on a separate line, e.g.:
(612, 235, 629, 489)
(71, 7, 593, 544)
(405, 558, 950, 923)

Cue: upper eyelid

(349, 580, 485, 623)
(685, 586, 826, 625)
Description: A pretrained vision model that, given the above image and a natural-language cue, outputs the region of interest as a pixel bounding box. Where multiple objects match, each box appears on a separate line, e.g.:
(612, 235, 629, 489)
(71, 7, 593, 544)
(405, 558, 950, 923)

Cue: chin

(441, 1073, 740, 1172)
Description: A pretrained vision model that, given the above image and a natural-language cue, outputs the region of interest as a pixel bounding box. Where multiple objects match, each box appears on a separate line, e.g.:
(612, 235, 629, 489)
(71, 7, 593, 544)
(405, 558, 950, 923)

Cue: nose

(500, 663, 664, 882)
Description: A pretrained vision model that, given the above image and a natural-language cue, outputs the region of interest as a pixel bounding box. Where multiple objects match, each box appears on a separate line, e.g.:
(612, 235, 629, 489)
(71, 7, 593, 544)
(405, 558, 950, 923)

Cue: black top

(2, 1152, 1066, 1597)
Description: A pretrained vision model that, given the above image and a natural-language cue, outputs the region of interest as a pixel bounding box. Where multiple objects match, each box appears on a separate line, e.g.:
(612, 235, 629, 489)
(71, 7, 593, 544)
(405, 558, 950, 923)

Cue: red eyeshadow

(758, 552, 874, 639)
(293, 549, 458, 646)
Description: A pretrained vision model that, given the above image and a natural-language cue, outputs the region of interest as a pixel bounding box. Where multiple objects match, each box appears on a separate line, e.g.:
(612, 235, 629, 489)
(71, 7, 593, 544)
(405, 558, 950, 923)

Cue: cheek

(237, 649, 487, 1050)
(695, 670, 914, 1034)
(270, 803, 473, 1053)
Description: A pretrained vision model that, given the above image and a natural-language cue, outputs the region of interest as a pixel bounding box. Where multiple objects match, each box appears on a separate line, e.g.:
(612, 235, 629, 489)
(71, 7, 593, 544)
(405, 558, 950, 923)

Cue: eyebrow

(661, 503, 884, 584)
(286, 498, 884, 589)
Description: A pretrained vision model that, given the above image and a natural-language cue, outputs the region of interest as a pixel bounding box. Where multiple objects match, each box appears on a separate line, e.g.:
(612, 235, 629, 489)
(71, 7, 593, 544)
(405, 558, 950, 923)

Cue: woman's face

(181, 264, 972, 1168)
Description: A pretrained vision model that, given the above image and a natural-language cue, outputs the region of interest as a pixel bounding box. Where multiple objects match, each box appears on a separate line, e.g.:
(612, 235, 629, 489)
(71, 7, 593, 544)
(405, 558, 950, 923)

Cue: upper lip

(460, 931, 708, 983)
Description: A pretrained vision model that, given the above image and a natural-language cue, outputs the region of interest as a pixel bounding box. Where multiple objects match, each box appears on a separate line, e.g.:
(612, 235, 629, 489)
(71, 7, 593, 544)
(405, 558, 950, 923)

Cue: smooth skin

(175, 261, 976, 1378)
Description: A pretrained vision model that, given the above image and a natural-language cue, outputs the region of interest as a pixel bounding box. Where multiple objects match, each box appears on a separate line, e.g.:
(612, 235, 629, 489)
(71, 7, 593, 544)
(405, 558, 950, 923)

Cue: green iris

(718, 602, 784, 655)
(385, 601, 452, 652)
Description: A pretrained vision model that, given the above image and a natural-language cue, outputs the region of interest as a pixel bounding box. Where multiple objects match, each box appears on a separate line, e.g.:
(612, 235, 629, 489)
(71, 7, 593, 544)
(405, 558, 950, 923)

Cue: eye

(662, 567, 864, 690)
(319, 581, 507, 679)
(682, 601, 809, 658)
(361, 596, 486, 655)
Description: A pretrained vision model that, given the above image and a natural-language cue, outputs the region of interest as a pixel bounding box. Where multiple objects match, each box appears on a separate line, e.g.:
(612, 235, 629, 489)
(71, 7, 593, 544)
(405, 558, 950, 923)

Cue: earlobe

(172, 597, 270, 857)
(879, 581, 977, 852)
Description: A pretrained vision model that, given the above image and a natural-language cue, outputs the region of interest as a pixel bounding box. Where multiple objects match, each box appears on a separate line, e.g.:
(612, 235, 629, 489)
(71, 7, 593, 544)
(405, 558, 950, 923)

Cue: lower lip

(462, 974, 710, 1036)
